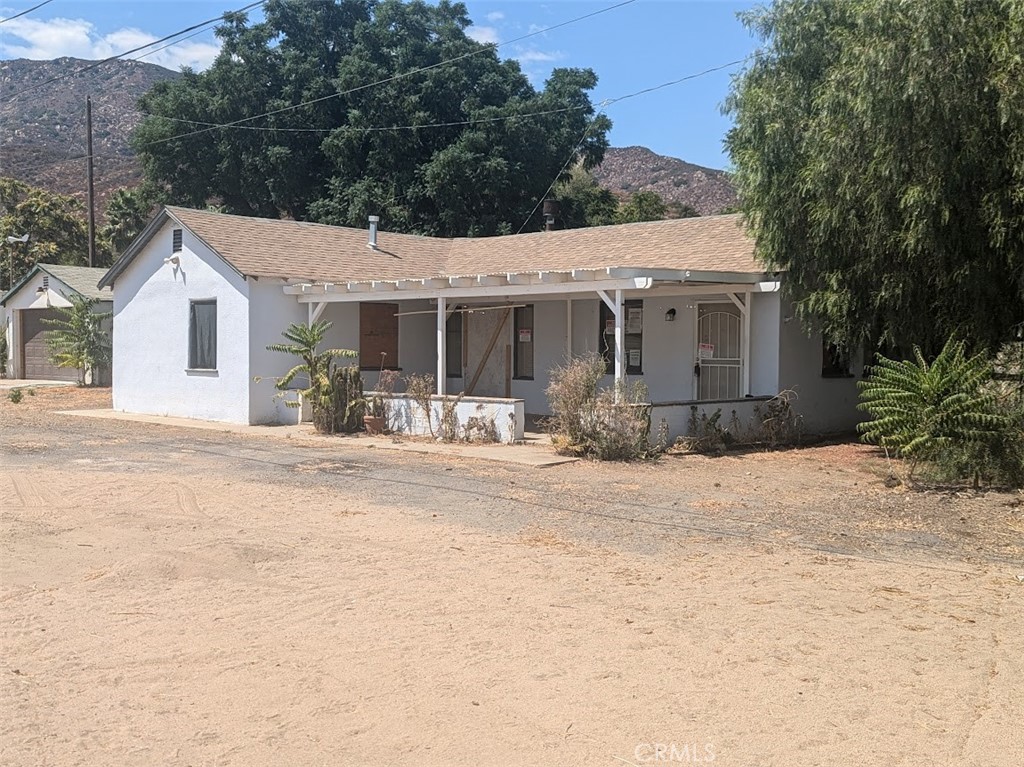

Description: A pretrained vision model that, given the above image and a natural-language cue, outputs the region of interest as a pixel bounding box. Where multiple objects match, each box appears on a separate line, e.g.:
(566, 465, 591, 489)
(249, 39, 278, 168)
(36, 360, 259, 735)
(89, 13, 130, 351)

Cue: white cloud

(485, 11, 505, 23)
(0, 16, 221, 71)
(466, 25, 499, 45)
(515, 49, 563, 64)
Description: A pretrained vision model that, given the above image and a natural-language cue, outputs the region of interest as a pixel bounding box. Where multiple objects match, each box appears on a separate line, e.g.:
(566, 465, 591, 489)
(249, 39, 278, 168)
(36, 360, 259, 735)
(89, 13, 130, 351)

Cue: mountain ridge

(1, 58, 738, 219)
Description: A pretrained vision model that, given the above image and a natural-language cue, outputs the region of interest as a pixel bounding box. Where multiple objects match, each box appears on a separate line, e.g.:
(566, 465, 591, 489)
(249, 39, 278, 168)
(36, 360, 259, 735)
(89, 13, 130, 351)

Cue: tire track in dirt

(10, 474, 50, 508)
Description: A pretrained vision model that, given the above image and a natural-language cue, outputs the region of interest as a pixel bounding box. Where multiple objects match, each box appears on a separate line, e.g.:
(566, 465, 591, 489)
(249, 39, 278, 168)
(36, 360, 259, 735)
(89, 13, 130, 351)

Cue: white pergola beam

(476, 275, 507, 287)
(538, 271, 568, 284)
(296, 277, 653, 304)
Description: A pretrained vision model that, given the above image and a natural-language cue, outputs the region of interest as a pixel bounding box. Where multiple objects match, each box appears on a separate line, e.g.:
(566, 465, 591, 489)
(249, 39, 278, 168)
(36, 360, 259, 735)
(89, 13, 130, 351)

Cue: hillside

(0, 57, 180, 210)
(592, 146, 737, 216)
(1, 59, 738, 219)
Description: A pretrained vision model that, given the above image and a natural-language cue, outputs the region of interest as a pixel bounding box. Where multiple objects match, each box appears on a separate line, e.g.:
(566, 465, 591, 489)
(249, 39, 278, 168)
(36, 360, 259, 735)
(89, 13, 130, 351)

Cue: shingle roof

(104, 206, 762, 287)
(1, 263, 110, 306)
(39, 264, 111, 301)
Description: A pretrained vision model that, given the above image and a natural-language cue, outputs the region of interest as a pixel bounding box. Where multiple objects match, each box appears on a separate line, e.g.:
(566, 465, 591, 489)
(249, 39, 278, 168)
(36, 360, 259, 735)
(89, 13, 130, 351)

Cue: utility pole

(86, 95, 96, 268)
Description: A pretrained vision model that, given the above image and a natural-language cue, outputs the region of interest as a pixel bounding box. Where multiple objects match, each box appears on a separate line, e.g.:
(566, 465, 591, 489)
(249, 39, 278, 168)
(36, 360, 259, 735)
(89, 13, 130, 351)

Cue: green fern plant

(266, 320, 357, 433)
(857, 337, 1005, 480)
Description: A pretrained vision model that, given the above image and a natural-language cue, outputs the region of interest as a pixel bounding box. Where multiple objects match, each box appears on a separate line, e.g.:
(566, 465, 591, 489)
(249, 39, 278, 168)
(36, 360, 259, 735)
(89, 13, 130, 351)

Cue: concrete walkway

(1, 379, 77, 390)
(59, 409, 578, 468)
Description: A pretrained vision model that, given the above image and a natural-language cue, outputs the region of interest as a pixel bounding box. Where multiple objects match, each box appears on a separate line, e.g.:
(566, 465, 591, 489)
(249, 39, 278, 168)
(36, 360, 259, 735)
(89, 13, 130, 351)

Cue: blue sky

(0, 0, 760, 169)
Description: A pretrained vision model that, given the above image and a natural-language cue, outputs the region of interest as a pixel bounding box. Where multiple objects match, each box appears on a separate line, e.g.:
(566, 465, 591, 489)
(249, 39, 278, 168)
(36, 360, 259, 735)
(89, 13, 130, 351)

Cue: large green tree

(100, 183, 167, 258)
(725, 0, 1024, 356)
(133, 0, 610, 236)
(1, 178, 88, 291)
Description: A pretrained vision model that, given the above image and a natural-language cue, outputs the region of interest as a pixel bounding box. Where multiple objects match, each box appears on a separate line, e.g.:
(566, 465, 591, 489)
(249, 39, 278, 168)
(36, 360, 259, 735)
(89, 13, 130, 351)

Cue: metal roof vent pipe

(543, 199, 560, 231)
(367, 215, 380, 250)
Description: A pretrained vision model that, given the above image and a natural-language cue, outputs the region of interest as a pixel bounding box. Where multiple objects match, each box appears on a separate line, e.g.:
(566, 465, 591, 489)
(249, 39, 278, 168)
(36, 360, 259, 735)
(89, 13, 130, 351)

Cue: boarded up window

(514, 305, 534, 379)
(360, 303, 398, 369)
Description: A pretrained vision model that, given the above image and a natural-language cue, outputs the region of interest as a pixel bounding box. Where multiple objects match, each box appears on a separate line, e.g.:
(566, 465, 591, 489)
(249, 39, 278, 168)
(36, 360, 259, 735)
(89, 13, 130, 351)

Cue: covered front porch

(282, 268, 784, 441)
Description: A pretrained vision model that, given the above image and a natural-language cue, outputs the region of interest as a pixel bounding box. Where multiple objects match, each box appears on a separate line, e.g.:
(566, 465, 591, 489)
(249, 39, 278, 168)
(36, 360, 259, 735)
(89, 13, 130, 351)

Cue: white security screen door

(696, 303, 742, 400)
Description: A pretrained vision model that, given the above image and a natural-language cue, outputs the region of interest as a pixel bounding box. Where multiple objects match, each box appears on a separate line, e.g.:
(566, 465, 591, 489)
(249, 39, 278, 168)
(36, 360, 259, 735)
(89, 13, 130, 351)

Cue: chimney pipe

(542, 199, 560, 231)
(368, 215, 380, 250)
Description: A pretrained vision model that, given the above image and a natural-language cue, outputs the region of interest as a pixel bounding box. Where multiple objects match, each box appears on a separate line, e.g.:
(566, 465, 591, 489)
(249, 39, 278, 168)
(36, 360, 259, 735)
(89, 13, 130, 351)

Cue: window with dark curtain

(514, 305, 534, 379)
(598, 299, 643, 374)
(360, 303, 399, 369)
(822, 341, 852, 377)
(446, 310, 463, 378)
(188, 300, 217, 370)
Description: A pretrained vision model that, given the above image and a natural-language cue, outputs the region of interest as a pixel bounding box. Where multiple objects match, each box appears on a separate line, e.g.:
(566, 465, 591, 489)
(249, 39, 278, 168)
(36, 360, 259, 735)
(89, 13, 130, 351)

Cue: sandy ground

(1, 389, 1022, 766)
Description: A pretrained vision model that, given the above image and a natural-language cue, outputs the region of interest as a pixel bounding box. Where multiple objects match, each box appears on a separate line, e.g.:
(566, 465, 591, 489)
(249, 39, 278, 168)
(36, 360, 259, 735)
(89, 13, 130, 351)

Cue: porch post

(742, 290, 751, 396)
(614, 288, 624, 395)
(436, 295, 446, 395)
(566, 298, 573, 360)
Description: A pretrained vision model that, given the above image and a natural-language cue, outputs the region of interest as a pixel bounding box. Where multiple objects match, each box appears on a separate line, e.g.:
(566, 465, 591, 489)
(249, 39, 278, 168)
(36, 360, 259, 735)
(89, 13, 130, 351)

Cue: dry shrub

(546, 353, 657, 461)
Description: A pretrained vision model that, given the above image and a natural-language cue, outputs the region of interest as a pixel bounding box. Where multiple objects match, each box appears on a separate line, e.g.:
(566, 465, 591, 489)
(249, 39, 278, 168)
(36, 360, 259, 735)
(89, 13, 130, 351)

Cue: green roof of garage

(1, 263, 111, 307)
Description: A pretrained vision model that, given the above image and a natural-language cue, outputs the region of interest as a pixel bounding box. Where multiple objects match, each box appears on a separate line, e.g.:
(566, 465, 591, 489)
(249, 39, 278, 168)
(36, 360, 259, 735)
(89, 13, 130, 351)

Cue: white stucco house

(96, 206, 862, 438)
(1, 263, 112, 383)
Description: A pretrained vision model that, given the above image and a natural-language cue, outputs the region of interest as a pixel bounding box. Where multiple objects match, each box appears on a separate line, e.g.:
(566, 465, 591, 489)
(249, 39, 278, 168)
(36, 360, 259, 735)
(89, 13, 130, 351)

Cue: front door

(695, 303, 741, 400)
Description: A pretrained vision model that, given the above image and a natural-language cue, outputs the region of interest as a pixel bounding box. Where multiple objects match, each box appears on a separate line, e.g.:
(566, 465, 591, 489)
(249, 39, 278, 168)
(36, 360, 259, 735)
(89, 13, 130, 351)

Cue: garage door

(21, 309, 79, 381)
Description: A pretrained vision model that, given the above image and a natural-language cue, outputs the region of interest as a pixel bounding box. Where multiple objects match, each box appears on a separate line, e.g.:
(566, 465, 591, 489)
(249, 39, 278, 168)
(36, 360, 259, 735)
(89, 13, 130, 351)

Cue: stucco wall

(248, 279, 307, 424)
(378, 393, 525, 443)
(777, 308, 863, 435)
(111, 221, 252, 423)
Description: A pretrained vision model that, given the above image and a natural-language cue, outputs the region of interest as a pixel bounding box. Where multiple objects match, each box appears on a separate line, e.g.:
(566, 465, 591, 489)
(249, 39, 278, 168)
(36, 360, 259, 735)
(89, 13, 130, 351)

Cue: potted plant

(363, 353, 398, 435)
(364, 394, 387, 434)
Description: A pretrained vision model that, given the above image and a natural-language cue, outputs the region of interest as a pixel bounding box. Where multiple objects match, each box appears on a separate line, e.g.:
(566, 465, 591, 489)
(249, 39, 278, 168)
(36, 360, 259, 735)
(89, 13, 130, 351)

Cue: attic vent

(172, 229, 183, 253)
(42, 275, 49, 289)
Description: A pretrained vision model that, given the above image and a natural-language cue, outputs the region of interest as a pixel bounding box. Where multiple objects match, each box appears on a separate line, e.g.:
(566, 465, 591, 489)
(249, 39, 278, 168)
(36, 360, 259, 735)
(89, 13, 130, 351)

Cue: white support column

(308, 302, 327, 325)
(436, 295, 446, 396)
(614, 288, 625, 396)
(742, 290, 752, 396)
(566, 298, 573, 360)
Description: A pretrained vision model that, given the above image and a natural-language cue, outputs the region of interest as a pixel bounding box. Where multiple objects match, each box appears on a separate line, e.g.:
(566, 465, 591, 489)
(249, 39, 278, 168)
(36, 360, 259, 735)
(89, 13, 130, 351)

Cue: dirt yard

(1, 388, 1022, 766)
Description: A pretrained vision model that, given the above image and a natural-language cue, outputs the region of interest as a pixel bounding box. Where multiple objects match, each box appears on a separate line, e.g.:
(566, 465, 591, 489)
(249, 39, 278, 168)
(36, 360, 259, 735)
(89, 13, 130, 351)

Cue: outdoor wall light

(665, 308, 677, 322)
(164, 255, 180, 266)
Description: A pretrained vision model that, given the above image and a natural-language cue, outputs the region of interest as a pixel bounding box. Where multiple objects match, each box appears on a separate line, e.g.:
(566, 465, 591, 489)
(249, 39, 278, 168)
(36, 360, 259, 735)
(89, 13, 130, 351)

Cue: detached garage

(1, 264, 111, 383)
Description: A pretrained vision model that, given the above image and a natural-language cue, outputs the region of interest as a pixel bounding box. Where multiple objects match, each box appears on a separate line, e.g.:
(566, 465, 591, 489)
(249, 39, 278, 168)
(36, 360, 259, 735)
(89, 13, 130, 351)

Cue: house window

(513, 305, 534, 379)
(599, 299, 643, 374)
(696, 303, 741, 400)
(188, 300, 217, 370)
(822, 341, 852, 377)
(172, 229, 183, 253)
(360, 302, 399, 369)
(446, 309, 463, 378)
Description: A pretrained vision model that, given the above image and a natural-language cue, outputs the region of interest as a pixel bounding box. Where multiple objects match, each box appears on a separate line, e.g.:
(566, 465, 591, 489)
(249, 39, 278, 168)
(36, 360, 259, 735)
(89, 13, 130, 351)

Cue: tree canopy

(1, 178, 88, 291)
(725, 0, 1024, 356)
(132, 0, 610, 236)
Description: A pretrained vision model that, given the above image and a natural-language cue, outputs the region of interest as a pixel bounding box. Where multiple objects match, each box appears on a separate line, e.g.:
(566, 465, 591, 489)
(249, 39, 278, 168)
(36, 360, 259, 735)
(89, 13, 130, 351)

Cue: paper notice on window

(629, 349, 641, 368)
(626, 307, 643, 334)
(698, 342, 715, 359)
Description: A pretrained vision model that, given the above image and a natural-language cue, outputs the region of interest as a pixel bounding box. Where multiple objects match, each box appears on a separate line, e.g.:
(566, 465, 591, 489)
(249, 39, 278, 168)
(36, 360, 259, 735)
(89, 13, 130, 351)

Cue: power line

(136, 0, 639, 148)
(2, 0, 266, 101)
(9, 53, 753, 177)
(515, 57, 754, 233)
(143, 104, 587, 134)
(0, 0, 53, 25)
